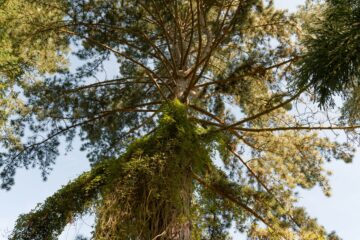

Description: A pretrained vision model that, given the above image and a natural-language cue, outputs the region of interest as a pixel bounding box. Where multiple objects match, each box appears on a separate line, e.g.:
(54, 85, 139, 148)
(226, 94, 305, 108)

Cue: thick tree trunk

(96, 103, 199, 240)
(167, 178, 192, 240)
(168, 222, 191, 240)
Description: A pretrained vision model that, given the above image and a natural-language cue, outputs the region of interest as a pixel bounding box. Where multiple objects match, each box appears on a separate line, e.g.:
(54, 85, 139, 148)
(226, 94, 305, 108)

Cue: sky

(1, 1, 360, 239)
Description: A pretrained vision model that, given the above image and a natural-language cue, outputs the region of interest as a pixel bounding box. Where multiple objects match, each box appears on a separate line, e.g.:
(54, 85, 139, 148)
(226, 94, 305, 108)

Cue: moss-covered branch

(10, 162, 109, 240)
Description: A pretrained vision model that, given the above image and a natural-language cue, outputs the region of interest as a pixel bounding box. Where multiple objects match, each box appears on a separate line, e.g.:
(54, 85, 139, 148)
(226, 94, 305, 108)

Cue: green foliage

(297, 0, 360, 106)
(96, 101, 212, 239)
(10, 161, 108, 240)
(10, 101, 350, 239)
(11, 101, 215, 239)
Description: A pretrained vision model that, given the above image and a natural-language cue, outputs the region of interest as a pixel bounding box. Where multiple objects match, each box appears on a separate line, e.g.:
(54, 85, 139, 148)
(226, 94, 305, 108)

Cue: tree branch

(219, 85, 309, 131)
(234, 125, 360, 132)
(191, 171, 280, 236)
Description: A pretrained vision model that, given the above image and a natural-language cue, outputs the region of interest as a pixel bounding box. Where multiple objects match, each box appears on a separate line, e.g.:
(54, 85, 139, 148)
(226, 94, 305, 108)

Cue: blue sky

(1, 1, 359, 239)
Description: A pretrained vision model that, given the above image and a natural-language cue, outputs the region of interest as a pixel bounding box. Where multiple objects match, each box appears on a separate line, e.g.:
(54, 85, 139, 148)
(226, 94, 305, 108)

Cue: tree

(296, 0, 360, 105)
(0, 0, 358, 239)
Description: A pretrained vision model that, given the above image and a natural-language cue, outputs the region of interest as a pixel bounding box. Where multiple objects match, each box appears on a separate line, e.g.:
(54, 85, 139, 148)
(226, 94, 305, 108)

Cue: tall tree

(0, 0, 358, 239)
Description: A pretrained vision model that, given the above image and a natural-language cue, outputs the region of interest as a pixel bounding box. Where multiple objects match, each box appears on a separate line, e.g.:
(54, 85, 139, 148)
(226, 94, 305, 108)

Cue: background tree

(0, 0, 358, 239)
(297, 0, 360, 107)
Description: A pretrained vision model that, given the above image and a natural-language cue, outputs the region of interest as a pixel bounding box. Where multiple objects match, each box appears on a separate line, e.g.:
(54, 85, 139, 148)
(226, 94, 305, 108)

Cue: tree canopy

(0, 0, 359, 239)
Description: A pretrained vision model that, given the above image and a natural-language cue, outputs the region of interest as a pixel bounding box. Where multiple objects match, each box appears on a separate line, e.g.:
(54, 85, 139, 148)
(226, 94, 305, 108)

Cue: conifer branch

(59, 29, 172, 99)
(220, 85, 310, 131)
(191, 171, 288, 240)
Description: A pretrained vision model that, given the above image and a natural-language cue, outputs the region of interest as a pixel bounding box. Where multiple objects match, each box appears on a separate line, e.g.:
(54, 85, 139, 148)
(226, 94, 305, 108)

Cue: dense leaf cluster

(297, 0, 360, 106)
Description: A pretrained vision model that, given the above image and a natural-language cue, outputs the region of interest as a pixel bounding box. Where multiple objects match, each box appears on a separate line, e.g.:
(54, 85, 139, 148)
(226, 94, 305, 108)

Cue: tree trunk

(166, 174, 192, 240)
(168, 222, 191, 240)
(95, 102, 199, 240)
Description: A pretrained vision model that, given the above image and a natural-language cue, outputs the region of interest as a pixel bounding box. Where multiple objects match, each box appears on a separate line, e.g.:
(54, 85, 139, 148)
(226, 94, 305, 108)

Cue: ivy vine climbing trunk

(91, 101, 210, 240)
(10, 101, 211, 240)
